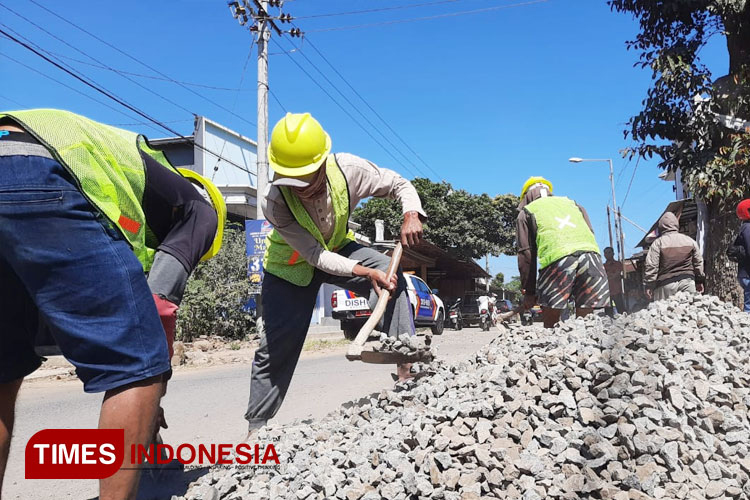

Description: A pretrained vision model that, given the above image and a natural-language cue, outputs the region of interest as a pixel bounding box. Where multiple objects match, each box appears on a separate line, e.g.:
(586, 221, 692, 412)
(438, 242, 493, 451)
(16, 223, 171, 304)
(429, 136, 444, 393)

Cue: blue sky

(0, 0, 727, 280)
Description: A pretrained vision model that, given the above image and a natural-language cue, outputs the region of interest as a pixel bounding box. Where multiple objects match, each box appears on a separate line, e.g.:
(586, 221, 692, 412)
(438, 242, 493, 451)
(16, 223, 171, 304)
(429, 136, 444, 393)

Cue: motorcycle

(479, 307, 491, 331)
(446, 298, 463, 330)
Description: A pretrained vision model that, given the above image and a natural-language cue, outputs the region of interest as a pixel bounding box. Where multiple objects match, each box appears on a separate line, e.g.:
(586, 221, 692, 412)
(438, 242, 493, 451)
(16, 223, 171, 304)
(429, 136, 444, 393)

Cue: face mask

(293, 165, 327, 201)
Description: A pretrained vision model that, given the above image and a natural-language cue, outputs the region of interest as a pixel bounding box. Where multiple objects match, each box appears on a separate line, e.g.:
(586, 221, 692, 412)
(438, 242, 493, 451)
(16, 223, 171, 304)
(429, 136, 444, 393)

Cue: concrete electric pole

(255, 0, 269, 220)
(228, 0, 293, 220)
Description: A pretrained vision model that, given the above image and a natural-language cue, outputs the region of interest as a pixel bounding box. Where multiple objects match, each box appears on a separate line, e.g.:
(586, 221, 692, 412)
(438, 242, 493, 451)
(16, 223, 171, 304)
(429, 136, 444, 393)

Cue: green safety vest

(264, 154, 355, 286)
(2, 109, 180, 271)
(524, 196, 600, 269)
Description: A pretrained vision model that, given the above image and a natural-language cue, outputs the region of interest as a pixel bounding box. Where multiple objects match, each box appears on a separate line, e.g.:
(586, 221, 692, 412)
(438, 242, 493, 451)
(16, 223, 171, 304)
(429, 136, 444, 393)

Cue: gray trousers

(245, 242, 415, 429)
(654, 278, 696, 301)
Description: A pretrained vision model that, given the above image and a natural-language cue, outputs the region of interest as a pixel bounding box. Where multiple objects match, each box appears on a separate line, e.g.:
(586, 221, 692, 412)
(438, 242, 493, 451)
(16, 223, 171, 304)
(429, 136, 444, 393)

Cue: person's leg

(571, 252, 610, 314)
(0, 155, 171, 499)
(741, 278, 750, 312)
(536, 255, 576, 329)
(612, 294, 627, 314)
(575, 307, 594, 318)
(99, 376, 164, 500)
(245, 272, 321, 432)
(0, 379, 23, 495)
(541, 308, 562, 328)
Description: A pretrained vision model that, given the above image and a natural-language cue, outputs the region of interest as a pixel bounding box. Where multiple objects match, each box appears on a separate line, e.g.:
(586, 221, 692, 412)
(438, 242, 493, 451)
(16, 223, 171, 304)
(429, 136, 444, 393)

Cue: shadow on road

(136, 461, 210, 500)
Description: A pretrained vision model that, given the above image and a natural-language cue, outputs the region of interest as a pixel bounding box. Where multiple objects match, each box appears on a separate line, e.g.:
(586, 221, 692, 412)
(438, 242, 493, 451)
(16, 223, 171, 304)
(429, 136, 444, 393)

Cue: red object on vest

(153, 294, 178, 358)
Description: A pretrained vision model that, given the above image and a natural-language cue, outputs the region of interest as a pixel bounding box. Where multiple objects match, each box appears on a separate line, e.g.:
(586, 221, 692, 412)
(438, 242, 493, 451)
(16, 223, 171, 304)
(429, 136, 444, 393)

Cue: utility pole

(228, 0, 296, 220)
(255, 0, 269, 220)
(485, 255, 490, 292)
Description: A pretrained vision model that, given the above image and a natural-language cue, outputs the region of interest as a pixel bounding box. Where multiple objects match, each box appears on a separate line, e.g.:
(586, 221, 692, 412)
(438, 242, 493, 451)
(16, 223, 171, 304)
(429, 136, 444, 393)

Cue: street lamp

(569, 157, 627, 309)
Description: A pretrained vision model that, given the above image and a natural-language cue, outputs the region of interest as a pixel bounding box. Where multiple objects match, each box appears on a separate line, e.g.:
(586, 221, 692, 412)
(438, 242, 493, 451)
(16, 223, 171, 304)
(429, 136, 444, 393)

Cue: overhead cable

(302, 35, 444, 181)
(24, 0, 257, 127)
(278, 37, 430, 178)
(0, 27, 256, 175)
(270, 36, 422, 179)
(304, 0, 549, 33)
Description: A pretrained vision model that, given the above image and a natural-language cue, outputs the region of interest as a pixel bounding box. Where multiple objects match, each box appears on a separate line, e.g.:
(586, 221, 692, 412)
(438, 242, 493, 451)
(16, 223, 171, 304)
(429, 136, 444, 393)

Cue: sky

(0, 0, 728, 280)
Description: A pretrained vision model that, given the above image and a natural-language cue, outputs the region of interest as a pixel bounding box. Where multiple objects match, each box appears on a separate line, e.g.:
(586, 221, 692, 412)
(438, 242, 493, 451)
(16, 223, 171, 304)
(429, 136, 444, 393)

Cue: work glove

(153, 294, 178, 358)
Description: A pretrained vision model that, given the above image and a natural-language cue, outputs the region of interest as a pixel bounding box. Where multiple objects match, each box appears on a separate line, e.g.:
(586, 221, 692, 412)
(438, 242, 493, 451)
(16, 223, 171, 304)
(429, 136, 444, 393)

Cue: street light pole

(569, 157, 627, 311)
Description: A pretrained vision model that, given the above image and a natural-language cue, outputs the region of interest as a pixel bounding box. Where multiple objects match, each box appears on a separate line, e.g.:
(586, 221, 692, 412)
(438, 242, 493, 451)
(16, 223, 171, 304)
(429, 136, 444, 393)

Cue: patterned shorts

(537, 252, 610, 310)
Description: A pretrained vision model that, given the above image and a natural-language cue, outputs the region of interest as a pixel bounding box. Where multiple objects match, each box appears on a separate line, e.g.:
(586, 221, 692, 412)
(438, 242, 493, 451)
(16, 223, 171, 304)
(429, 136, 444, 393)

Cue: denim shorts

(0, 153, 171, 392)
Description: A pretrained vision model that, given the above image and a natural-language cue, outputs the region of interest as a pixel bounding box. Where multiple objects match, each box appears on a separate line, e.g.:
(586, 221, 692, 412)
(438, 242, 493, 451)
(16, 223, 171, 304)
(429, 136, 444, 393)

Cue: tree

(504, 275, 522, 292)
(609, 0, 750, 303)
(352, 177, 519, 260)
(491, 272, 505, 290)
(177, 224, 256, 342)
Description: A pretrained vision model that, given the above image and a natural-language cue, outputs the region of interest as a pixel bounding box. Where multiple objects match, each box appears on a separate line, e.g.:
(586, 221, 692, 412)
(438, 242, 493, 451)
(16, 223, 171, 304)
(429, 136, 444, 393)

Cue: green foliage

(491, 272, 505, 290)
(609, 0, 750, 210)
(504, 275, 522, 292)
(352, 177, 519, 260)
(177, 224, 256, 342)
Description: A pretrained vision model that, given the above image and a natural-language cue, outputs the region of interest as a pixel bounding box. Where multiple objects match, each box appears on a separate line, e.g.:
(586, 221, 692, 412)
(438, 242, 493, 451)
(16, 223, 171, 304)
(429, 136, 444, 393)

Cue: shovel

(345, 243, 431, 364)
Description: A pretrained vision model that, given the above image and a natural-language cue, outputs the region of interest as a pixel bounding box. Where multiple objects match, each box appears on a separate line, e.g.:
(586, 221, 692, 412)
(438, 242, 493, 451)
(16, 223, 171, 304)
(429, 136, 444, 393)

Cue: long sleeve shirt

(262, 153, 426, 277)
(643, 212, 704, 288)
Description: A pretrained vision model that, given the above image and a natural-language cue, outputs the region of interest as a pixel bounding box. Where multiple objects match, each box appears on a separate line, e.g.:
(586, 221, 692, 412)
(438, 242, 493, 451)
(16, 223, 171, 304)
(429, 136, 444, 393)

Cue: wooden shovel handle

(346, 242, 403, 358)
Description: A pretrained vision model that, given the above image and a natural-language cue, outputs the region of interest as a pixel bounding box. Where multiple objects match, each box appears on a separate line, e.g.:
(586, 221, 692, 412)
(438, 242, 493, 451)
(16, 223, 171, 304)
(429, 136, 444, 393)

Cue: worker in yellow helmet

(0, 109, 225, 499)
(244, 112, 426, 435)
(516, 176, 610, 328)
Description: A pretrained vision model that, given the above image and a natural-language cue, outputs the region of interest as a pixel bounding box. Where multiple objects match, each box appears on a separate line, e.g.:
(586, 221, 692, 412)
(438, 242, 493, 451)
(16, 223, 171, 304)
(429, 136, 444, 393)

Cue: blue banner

(245, 219, 273, 293)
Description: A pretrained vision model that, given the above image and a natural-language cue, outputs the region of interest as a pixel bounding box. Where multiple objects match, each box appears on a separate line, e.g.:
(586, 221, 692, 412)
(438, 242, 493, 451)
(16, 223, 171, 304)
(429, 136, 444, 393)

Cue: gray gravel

(182, 293, 750, 500)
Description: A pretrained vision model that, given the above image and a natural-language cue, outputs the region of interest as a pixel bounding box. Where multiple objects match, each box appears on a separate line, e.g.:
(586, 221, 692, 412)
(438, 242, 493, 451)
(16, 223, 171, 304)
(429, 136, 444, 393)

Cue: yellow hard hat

(520, 176, 553, 198)
(268, 112, 331, 177)
(177, 168, 227, 261)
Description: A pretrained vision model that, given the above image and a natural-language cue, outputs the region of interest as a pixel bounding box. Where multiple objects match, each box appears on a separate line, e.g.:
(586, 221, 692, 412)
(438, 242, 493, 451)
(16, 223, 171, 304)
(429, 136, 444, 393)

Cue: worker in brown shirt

(244, 113, 426, 435)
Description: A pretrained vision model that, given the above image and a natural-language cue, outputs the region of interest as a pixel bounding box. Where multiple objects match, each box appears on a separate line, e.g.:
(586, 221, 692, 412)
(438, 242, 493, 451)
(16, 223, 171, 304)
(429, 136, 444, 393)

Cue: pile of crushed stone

(182, 292, 750, 500)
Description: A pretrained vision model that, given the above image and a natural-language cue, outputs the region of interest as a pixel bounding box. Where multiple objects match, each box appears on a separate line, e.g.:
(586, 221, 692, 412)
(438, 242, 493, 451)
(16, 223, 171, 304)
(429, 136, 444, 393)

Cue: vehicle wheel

(343, 324, 359, 341)
(431, 311, 444, 335)
(455, 318, 463, 331)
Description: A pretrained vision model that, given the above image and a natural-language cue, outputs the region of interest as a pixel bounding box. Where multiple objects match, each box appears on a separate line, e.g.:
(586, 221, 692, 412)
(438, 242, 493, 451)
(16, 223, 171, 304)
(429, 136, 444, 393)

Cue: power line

(302, 35, 444, 181)
(270, 36, 422, 179)
(268, 87, 287, 112)
(41, 51, 250, 92)
(294, 0, 476, 19)
(0, 92, 29, 109)
(23, 0, 257, 128)
(276, 36, 430, 179)
(620, 155, 641, 210)
(212, 37, 257, 181)
(0, 3, 201, 121)
(0, 48, 162, 134)
(304, 0, 549, 33)
(0, 27, 256, 176)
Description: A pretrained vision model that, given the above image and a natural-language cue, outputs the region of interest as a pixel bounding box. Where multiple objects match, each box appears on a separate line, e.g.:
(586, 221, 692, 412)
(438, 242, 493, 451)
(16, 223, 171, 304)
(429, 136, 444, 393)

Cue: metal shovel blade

(359, 349, 434, 364)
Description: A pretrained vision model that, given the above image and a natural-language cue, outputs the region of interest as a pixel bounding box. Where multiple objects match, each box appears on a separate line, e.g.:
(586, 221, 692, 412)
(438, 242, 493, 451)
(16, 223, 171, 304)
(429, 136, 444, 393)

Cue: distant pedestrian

(643, 212, 704, 301)
(603, 246, 627, 315)
(729, 199, 750, 312)
(516, 177, 610, 328)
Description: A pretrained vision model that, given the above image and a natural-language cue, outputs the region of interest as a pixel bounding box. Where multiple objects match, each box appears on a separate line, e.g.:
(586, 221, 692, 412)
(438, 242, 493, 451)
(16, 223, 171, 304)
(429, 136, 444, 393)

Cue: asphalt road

(4, 327, 498, 500)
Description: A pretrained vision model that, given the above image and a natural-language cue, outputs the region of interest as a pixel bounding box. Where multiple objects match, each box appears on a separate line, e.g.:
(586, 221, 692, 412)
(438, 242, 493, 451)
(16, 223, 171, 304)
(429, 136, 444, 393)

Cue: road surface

(4, 327, 498, 500)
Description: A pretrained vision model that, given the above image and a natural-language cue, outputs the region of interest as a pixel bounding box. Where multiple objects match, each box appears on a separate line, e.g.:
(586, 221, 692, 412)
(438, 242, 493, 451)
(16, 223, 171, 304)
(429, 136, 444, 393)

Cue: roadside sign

(245, 219, 272, 294)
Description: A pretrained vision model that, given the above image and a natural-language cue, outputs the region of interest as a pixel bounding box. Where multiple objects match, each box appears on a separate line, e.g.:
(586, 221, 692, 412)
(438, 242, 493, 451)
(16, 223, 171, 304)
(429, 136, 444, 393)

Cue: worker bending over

(0, 109, 225, 500)
(245, 113, 425, 435)
(516, 177, 610, 328)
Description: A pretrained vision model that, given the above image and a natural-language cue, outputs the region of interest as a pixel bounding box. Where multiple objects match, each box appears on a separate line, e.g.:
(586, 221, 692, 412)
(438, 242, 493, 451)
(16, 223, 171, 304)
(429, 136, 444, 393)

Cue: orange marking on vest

(118, 214, 141, 234)
(288, 251, 300, 265)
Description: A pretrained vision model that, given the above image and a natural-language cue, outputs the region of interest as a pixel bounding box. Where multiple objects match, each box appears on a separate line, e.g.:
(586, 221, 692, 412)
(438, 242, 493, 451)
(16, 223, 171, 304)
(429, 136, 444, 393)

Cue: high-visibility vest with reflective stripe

(524, 196, 600, 269)
(2, 109, 180, 271)
(263, 154, 355, 286)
